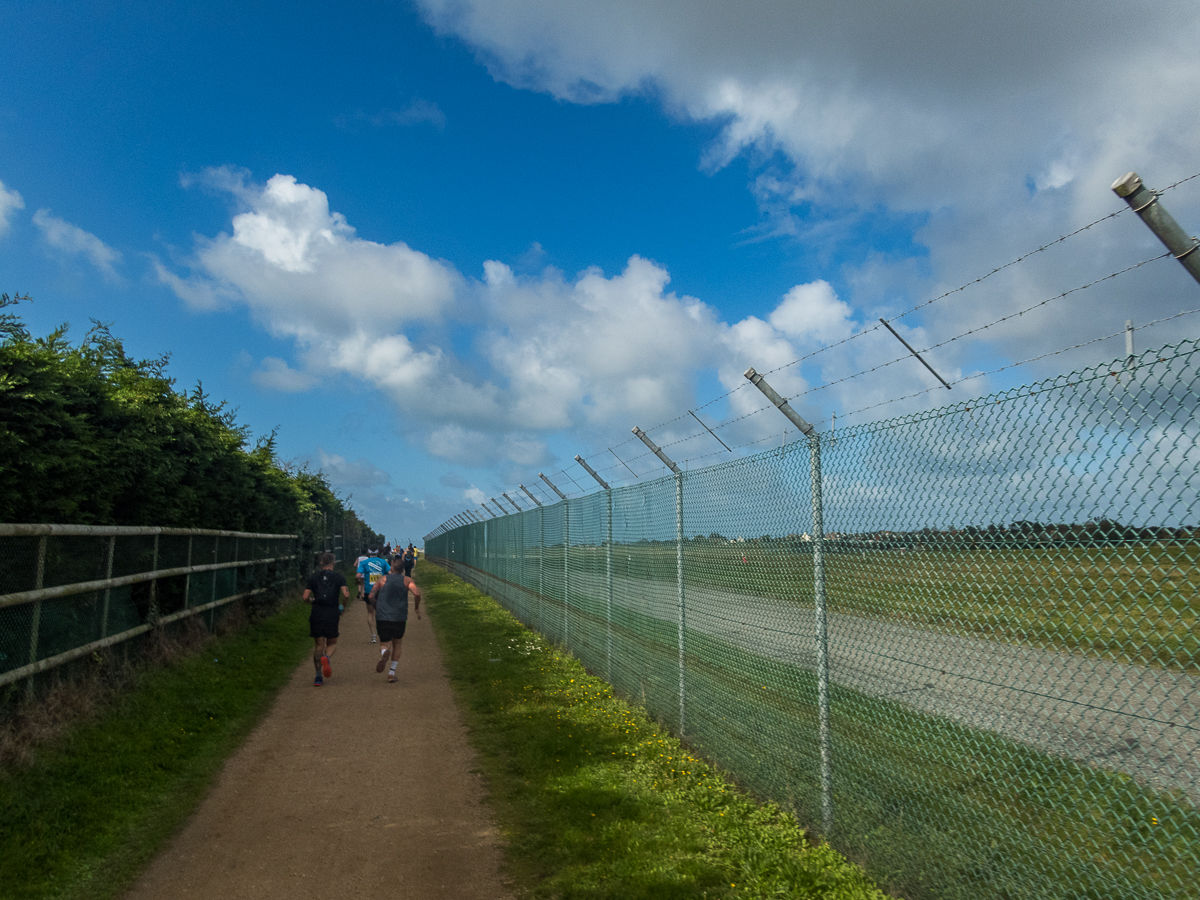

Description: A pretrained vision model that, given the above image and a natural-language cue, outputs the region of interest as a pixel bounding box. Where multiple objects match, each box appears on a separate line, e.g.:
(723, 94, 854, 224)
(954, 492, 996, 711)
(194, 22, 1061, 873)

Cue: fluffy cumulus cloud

(163, 170, 826, 469)
(32, 209, 123, 280)
(162, 168, 459, 338)
(160, 166, 983, 475)
(0, 179, 24, 236)
(414, 0, 1200, 382)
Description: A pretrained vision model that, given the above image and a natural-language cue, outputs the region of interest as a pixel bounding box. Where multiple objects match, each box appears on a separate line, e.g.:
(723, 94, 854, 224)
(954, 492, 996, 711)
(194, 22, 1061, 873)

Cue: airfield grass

(0, 599, 311, 900)
(432, 559, 1200, 900)
(419, 561, 888, 900)
(518, 541, 1200, 671)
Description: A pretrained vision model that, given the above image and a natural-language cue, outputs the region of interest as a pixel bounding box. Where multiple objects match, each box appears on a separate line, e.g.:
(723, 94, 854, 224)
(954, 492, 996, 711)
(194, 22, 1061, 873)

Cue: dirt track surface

(122, 599, 514, 900)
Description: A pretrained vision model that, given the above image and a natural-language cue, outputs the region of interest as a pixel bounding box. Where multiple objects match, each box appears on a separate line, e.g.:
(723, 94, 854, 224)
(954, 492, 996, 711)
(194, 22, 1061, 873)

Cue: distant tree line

(684, 519, 1195, 551)
(0, 293, 380, 549)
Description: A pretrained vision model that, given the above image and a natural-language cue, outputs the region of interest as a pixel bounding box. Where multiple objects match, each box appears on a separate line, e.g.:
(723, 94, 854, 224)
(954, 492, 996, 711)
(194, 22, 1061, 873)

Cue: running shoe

(314, 673, 324, 687)
(321, 655, 332, 678)
(371, 635, 378, 643)
(376, 647, 391, 673)
(387, 672, 397, 683)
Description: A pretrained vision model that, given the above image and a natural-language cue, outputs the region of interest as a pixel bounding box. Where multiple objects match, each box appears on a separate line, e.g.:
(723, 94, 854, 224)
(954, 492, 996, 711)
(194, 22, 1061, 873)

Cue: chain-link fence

(426, 338, 1200, 900)
(0, 525, 299, 695)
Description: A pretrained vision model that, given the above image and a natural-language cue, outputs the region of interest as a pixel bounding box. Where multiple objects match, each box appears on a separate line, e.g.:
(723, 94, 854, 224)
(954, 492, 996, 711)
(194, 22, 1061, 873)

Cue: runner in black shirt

(303, 552, 349, 686)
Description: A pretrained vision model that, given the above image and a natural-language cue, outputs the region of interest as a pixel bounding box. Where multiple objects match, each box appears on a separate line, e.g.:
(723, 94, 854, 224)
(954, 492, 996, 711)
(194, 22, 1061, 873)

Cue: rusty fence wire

(426, 338, 1200, 900)
(0, 525, 299, 694)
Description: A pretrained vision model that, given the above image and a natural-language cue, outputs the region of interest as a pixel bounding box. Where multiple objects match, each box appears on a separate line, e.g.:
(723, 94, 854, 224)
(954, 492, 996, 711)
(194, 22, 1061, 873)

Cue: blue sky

(2, 1, 1199, 543)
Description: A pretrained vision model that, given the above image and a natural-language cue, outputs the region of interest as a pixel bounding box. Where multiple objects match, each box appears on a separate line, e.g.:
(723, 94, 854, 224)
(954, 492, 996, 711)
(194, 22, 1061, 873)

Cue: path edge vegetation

(419, 561, 889, 900)
(0, 586, 322, 900)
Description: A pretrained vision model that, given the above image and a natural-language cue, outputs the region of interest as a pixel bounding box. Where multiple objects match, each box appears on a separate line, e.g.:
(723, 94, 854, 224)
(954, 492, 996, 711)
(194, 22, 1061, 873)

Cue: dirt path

(122, 598, 514, 900)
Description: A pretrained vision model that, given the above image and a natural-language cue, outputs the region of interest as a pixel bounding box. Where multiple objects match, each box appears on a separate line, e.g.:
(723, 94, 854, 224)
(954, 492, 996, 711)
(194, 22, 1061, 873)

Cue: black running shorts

(309, 609, 340, 639)
(377, 619, 407, 643)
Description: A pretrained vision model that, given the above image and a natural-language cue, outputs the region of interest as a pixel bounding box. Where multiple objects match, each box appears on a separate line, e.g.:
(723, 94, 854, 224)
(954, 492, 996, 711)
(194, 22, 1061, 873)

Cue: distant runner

(368, 560, 423, 683)
(402, 543, 416, 577)
(356, 549, 389, 642)
(352, 551, 369, 598)
(302, 552, 349, 687)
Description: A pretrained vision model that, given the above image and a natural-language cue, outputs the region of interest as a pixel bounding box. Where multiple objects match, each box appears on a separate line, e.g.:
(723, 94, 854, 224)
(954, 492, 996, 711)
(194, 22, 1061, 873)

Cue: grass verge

(0, 599, 312, 900)
(418, 561, 887, 899)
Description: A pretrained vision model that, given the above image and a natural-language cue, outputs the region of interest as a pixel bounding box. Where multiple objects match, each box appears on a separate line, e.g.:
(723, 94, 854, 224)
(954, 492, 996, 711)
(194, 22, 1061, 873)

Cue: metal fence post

(745, 368, 833, 834)
(539, 505, 545, 616)
(808, 431, 833, 835)
(538, 473, 570, 646)
(563, 500, 570, 646)
(148, 533, 160, 626)
(607, 488, 614, 681)
(100, 534, 115, 638)
(1113, 172, 1200, 284)
(575, 455, 614, 680)
(27, 535, 47, 696)
(184, 535, 193, 609)
(674, 470, 685, 736)
(632, 427, 686, 737)
(210, 535, 219, 630)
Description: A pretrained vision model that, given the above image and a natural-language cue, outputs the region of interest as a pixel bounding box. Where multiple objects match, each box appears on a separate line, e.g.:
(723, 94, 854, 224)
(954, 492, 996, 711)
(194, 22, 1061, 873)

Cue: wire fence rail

(0, 525, 300, 693)
(426, 338, 1200, 900)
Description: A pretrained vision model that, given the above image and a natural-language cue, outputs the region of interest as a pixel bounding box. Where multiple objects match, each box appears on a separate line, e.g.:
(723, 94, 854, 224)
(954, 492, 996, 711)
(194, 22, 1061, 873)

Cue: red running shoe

(321, 655, 332, 678)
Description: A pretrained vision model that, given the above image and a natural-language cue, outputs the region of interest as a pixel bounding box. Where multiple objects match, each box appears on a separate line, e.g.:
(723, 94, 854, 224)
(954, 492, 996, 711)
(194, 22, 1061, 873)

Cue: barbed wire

(1161, 170, 1200, 193)
(735, 249, 1172, 419)
(838, 302, 1200, 424)
(913, 251, 1171, 358)
(431, 169, 1200, 531)
(598, 173, 1198, 449)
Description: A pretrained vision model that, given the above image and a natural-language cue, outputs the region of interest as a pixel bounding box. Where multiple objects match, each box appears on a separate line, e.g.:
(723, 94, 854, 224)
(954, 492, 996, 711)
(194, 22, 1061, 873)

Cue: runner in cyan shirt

(356, 549, 389, 642)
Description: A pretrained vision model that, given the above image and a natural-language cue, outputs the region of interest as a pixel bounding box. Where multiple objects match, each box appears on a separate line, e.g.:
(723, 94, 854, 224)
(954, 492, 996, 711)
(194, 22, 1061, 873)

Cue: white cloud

(161, 165, 1145, 481)
(250, 356, 319, 393)
(412, 0, 1200, 385)
(164, 169, 460, 339)
(768, 280, 856, 344)
(464, 486, 486, 505)
(32, 209, 122, 280)
(161, 174, 750, 466)
(0, 180, 24, 236)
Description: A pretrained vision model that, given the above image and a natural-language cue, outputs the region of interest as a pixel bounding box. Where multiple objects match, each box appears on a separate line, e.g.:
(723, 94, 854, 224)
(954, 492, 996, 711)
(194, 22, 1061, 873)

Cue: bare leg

(386, 637, 403, 681)
(313, 638, 327, 674)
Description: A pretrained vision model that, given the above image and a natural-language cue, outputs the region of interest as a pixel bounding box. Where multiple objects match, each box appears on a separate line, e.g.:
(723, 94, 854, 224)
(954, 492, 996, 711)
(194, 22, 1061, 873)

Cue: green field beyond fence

(426, 339, 1200, 900)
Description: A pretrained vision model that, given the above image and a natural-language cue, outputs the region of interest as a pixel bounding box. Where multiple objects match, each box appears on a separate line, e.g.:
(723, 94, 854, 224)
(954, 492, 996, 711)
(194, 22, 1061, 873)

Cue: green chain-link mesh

(427, 339, 1200, 900)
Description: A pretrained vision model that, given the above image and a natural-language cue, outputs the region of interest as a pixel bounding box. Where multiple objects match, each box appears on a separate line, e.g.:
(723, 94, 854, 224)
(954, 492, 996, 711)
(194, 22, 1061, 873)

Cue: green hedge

(0, 293, 379, 545)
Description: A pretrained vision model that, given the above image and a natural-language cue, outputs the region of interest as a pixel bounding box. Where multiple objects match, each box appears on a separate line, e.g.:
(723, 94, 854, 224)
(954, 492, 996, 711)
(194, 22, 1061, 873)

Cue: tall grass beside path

(419, 561, 888, 899)
(0, 599, 312, 900)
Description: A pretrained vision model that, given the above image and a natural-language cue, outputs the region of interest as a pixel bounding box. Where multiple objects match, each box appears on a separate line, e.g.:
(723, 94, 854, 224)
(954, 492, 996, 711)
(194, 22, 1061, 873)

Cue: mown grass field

(494, 540, 1200, 671)
(433, 558, 1200, 900)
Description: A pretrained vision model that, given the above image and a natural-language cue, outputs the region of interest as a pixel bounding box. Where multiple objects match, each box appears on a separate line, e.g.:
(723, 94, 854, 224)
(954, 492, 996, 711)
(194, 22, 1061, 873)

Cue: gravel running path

(122, 599, 514, 900)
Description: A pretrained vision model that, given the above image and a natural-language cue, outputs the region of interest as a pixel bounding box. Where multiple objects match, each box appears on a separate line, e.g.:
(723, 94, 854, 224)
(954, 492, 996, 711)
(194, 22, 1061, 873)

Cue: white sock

(389, 661, 398, 673)
(381, 647, 389, 655)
